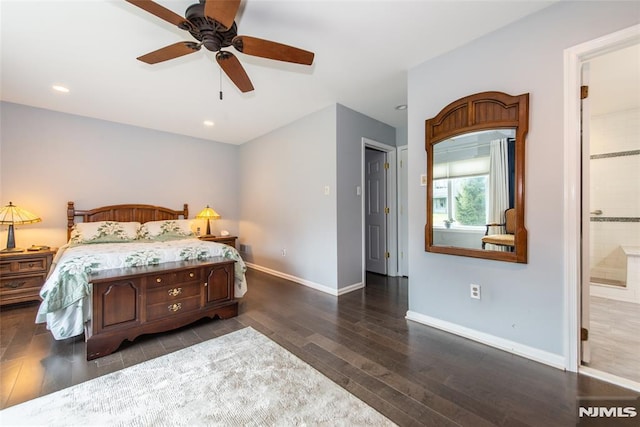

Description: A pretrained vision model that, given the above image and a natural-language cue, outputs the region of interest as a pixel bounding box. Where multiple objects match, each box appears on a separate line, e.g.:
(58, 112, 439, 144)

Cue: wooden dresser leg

(86, 336, 125, 361)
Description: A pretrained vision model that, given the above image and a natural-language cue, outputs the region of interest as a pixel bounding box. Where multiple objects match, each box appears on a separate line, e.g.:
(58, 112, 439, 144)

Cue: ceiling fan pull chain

(219, 67, 223, 100)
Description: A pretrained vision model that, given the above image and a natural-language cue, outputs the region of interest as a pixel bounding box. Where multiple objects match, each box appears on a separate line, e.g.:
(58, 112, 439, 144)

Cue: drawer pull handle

(168, 303, 182, 312)
(156, 278, 162, 283)
(168, 287, 182, 297)
(189, 272, 195, 278)
(28, 263, 35, 268)
(3, 281, 26, 289)
(204, 282, 208, 287)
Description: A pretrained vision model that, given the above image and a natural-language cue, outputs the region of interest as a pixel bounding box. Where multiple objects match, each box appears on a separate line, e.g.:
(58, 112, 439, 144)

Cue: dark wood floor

(1, 269, 638, 425)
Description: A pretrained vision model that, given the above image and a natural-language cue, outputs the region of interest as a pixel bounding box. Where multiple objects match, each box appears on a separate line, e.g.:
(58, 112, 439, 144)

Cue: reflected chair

(481, 208, 515, 251)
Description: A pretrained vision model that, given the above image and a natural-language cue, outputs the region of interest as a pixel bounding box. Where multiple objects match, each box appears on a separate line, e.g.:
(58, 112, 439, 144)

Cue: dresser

(86, 257, 237, 360)
(0, 249, 56, 306)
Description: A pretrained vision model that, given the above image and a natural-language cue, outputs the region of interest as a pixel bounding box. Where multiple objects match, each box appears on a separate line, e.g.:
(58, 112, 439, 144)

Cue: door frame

(397, 145, 409, 277)
(563, 24, 640, 381)
(361, 137, 398, 282)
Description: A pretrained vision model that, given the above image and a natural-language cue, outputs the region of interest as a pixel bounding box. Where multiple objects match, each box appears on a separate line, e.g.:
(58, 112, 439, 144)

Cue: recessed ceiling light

(203, 120, 215, 127)
(395, 104, 407, 110)
(52, 85, 69, 93)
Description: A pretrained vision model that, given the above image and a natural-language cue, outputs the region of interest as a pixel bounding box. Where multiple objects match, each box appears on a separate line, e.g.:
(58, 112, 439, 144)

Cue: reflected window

(433, 175, 488, 227)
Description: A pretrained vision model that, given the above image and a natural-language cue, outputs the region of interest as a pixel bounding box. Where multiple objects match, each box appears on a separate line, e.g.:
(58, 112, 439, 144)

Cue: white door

(580, 62, 591, 364)
(365, 148, 387, 274)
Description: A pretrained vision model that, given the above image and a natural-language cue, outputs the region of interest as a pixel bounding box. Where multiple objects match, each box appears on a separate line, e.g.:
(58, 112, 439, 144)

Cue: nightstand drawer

(198, 235, 237, 248)
(4, 257, 49, 274)
(0, 273, 46, 303)
(0, 249, 55, 306)
(1, 273, 45, 292)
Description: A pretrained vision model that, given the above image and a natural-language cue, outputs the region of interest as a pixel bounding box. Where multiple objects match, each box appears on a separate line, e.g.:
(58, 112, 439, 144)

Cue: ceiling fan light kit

(125, 0, 315, 93)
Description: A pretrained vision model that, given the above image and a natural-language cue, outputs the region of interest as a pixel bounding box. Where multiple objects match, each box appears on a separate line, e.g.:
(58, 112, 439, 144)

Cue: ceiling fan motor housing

(185, 2, 237, 52)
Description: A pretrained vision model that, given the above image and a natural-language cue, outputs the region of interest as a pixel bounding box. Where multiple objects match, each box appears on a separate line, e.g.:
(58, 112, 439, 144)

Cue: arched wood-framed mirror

(425, 91, 529, 263)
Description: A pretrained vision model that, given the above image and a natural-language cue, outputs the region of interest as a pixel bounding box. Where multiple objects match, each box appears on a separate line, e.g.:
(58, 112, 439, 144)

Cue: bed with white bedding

(36, 202, 247, 359)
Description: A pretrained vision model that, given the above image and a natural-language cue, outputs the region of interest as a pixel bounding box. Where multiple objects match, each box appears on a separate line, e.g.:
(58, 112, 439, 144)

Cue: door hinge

(581, 327, 589, 341)
(580, 85, 589, 100)
(385, 252, 390, 259)
(384, 162, 389, 170)
(384, 207, 390, 214)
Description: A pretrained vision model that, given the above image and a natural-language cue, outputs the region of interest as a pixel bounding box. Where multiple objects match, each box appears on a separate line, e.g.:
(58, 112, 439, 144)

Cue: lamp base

(3, 224, 18, 252)
(0, 247, 24, 253)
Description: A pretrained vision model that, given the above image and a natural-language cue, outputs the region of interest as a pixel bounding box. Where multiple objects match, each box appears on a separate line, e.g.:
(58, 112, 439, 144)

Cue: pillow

(69, 221, 140, 244)
(138, 219, 195, 241)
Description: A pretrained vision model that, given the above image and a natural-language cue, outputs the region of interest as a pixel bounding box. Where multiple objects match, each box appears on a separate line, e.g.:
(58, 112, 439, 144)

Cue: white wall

(590, 108, 640, 283)
(406, 1, 640, 363)
(238, 105, 339, 289)
(0, 102, 239, 249)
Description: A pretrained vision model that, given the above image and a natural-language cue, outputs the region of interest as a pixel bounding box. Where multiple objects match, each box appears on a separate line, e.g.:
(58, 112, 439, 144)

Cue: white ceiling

(1, 0, 557, 145)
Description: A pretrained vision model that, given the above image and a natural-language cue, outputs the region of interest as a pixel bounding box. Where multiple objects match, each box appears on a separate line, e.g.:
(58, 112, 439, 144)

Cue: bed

(36, 202, 247, 360)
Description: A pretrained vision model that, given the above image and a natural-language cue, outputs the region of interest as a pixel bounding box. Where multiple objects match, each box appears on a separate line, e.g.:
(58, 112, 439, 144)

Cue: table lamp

(196, 205, 221, 236)
(0, 202, 42, 252)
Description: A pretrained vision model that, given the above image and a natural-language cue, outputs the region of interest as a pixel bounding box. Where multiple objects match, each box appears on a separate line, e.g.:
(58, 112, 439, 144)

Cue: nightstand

(0, 249, 56, 306)
(199, 235, 237, 248)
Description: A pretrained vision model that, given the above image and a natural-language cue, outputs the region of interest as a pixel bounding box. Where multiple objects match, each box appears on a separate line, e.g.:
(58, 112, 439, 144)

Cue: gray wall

(237, 103, 394, 291)
(407, 1, 639, 358)
(238, 105, 338, 288)
(336, 104, 396, 288)
(0, 102, 239, 248)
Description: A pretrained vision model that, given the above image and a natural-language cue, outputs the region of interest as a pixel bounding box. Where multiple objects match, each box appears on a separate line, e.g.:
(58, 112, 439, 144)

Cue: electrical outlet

(281, 248, 287, 257)
(470, 284, 481, 300)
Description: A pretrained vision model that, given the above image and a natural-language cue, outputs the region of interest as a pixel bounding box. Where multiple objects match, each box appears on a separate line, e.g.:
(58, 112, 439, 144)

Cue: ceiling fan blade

(204, 0, 241, 30)
(232, 36, 314, 65)
(137, 42, 201, 64)
(216, 51, 254, 93)
(125, 0, 191, 29)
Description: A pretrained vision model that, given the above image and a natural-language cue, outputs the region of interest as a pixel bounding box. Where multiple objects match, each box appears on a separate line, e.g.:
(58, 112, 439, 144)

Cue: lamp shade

(195, 205, 221, 236)
(0, 202, 42, 252)
(0, 202, 41, 225)
(195, 205, 221, 220)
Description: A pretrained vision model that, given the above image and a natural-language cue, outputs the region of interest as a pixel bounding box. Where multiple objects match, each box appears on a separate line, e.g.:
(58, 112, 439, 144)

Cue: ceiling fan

(125, 0, 315, 93)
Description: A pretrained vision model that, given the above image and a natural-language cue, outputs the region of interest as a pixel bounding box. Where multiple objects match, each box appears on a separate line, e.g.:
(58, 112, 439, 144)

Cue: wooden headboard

(67, 201, 189, 241)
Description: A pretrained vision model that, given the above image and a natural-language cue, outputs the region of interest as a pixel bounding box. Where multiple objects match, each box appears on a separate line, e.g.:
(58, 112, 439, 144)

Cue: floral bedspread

(35, 238, 247, 339)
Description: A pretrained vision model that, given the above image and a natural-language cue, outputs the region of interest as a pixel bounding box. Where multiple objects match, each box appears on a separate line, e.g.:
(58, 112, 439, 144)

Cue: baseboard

(580, 366, 640, 393)
(405, 310, 566, 370)
(245, 262, 363, 296)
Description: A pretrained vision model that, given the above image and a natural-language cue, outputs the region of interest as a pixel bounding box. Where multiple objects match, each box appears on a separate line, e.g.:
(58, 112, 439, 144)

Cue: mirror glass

(425, 91, 528, 263)
(432, 129, 515, 249)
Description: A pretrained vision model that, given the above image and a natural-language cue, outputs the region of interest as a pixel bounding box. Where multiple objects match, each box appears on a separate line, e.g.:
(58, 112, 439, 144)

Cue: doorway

(365, 147, 388, 275)
(582, 43, 640, 384)
(565, 24, 640, 391)
(361, 137, 398, 282)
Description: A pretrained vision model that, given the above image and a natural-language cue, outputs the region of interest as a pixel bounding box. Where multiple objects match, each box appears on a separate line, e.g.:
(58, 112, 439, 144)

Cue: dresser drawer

(146, 295, 201, 321)
(0, 250, 55, 306)
(0, 273, 46, 298)
(147, 268, 201, 287)
(0, 257, 49, 275)
(146, 281, 201, 305)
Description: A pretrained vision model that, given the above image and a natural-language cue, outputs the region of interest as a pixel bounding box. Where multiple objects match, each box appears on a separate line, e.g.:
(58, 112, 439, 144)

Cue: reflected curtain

(487, 138, 509, 251)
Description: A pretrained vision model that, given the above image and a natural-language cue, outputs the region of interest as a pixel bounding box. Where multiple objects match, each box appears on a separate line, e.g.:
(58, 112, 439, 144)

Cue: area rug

(0, 327, 395, 426)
